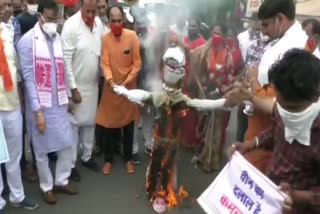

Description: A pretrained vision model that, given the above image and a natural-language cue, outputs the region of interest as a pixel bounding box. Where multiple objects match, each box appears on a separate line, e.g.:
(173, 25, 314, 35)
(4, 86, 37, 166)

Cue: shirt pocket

(120, 47, 133, 67)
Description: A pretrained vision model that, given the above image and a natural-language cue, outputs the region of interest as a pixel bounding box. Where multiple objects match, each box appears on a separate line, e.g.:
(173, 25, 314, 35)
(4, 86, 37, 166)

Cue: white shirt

(0, 24, 20, 111)
(258, 21, 307, 86)
(237, 29, 251, 62)
(61, 12, 104, 126)
(61, 11, 104, 92)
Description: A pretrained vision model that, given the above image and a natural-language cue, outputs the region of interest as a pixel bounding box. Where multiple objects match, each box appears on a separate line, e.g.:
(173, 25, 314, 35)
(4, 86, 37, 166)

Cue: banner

(0, 121, 9, 164)
(198, 152, 286, 214)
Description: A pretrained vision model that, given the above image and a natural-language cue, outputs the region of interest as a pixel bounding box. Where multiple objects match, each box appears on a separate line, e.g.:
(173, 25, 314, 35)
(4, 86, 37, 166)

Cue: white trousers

(35, 146, 73, 192)
(71, 125, 95, 167)
(133, 106, 154, 154)
(0, 109, 25, 209)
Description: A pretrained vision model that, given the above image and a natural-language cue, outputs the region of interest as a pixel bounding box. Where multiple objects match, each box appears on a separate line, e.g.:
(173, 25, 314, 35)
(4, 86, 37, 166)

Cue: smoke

(129, 0, 241, 92)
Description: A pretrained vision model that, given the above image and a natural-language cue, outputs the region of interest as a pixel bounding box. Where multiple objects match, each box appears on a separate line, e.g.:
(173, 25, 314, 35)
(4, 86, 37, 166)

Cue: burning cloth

(114, 47, 230, 211)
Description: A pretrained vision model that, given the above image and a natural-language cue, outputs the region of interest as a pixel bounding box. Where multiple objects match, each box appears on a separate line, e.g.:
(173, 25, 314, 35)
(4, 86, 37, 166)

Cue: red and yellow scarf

(0, 37, 13, 92)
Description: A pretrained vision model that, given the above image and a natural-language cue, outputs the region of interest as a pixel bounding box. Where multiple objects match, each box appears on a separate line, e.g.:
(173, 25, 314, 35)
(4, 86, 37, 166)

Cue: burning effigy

(114, 46, 230, 212)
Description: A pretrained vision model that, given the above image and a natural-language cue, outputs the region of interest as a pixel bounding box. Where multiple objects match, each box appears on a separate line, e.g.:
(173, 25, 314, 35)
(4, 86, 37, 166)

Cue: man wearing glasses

(17, 0, 78, 205)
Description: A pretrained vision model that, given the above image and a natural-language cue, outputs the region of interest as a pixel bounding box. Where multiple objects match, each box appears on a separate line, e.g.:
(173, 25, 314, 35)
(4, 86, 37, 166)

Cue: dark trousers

(98, 122, 134, 163)
(95, 78, 105, 151)
(236, 104, 248, 142)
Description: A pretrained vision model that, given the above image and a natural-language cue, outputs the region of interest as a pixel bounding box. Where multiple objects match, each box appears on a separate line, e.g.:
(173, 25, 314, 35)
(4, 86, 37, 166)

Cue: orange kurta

(244, 83, 275, 173)
(96, 29, 142, 128)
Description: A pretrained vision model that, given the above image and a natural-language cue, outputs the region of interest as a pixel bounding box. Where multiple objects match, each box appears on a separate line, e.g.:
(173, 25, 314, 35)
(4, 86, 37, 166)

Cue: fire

(147, 105, 190, 212)
(177, 108, 189, 118)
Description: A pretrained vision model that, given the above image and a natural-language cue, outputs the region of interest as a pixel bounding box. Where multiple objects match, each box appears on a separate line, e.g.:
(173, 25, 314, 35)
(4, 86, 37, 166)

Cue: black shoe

(131, 154, 141, 165)
(82, 158, 99, 172)
(69, 167, 80, 182)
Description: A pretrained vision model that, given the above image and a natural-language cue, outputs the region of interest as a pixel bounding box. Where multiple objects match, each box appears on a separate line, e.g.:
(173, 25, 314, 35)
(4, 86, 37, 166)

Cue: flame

(177, 108, 189, 118)
(167, 188, 178, 208)
(147, 107, 189, 211)
(178, 186, 189, 199)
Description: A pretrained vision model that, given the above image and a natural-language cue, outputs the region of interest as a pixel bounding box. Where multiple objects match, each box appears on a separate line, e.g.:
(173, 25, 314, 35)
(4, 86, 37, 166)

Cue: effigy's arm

(186, 98, 231, 111)
(113, 85, 151, 104)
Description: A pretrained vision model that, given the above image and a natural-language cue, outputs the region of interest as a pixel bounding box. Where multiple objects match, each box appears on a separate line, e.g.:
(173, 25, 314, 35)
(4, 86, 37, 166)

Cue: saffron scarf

(33, 23, 68, 108)
(0, 31, 13, 92)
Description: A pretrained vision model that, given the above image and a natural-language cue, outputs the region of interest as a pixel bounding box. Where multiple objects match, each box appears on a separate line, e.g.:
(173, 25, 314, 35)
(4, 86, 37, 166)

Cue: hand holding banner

(198, 152, 286, 214)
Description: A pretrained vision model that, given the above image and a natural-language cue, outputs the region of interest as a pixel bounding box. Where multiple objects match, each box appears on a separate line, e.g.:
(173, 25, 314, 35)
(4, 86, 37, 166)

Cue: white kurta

(237, 29, 250, 62)
(61, 12, 103, 126)
(258, 21, 307, 86)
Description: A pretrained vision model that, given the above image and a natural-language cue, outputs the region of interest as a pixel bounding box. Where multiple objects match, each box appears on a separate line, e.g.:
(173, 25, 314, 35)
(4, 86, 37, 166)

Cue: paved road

(8, 109, 237, 214)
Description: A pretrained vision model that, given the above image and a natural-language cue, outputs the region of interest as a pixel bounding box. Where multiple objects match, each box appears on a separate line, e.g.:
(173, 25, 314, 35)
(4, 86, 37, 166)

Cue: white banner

(0, 121, 9, 164)
(198, 152, 286, 214)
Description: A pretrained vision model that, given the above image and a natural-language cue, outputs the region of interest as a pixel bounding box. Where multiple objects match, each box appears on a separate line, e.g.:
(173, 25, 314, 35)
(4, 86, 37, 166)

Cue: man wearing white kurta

(61, 0, 103, 175)
(0, 20, 38, 211)
(257, 0, 308, 88)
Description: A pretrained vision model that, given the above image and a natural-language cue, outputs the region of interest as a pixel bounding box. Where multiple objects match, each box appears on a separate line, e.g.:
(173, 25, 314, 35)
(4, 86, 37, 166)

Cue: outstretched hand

(224, 80, 252, 107)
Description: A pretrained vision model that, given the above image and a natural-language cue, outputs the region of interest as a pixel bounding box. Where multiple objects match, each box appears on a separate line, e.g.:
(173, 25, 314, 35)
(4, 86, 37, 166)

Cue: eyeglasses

(39, 13, 58, 24)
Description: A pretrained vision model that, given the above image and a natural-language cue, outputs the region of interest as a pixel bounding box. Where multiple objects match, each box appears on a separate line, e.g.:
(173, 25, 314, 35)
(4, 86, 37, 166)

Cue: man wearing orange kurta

(96, 5, 141, 175)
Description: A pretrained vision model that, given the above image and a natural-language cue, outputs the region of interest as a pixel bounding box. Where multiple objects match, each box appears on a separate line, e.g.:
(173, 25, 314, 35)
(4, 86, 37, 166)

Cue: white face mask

(43, 22, 57, 38)
(277, 100, 320, 146)
(27, 4, 38, 15)
(40, 15, 57, 38)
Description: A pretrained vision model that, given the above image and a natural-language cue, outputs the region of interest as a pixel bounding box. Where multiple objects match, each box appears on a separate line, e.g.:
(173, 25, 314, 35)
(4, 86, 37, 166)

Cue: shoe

(42, 191, 57, 205)
(102, 162, 112, 175)
(82, 158, 99, 172)
(54, 184, 78, 195)
(131, 154, 141, 165)
(11, 196, 39, 210)
(69, 167, 81, 182)
(126, 161, 135, 174)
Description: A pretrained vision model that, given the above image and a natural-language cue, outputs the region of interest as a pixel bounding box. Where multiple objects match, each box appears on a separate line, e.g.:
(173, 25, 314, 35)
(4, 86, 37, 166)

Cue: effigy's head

(163, 47, 186, 89)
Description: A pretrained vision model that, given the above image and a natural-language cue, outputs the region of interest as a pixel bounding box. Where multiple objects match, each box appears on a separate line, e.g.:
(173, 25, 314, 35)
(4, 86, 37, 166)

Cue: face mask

(81, 11, 95, 27)
(27, 4, 38, 15)
(277, 101, 320, 146)
(110, 23, 123, 37)
(41, 15, 57, 38)
(306, 39, 316, 51)
(43, 22, 57, 38)
(212, 34, 224, 46)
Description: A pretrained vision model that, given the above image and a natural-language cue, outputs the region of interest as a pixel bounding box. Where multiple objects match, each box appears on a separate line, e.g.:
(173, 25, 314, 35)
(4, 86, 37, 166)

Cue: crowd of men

(0, 0, 320, 213)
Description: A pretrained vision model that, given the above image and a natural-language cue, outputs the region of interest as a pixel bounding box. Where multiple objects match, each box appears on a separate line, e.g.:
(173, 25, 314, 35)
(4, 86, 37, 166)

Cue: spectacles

(39, 13, 58, 24)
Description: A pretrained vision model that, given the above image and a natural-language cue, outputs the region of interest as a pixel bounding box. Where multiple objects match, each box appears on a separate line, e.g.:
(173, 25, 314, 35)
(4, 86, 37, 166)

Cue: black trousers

(236, 104, 248, 142)
(98, 122, 134, 163)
